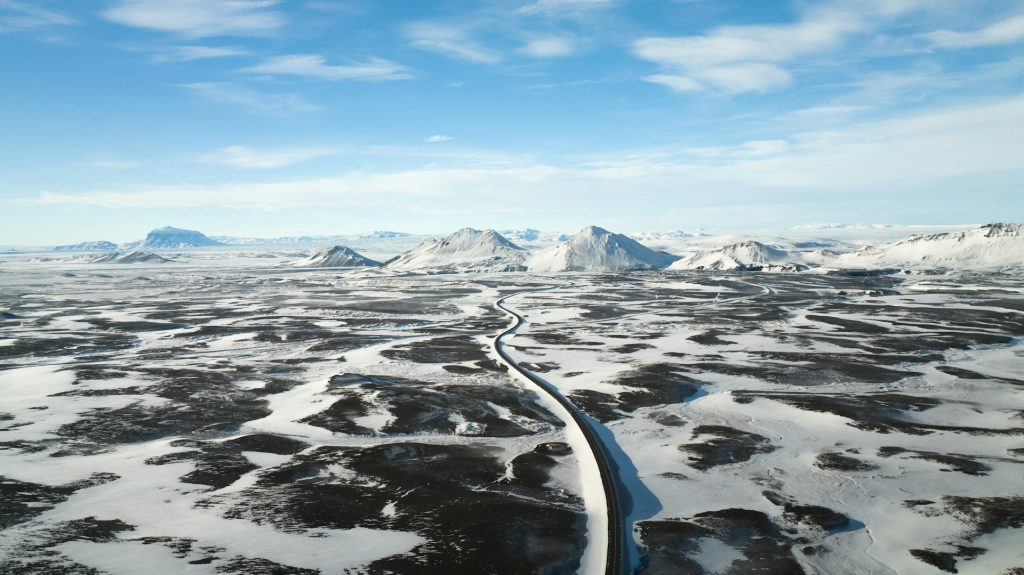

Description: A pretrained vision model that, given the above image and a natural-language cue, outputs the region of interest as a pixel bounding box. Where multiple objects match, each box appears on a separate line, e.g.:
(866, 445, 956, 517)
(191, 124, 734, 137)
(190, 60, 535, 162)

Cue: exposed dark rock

(680, 425, 776, 470)
(815, 452, 879, 472)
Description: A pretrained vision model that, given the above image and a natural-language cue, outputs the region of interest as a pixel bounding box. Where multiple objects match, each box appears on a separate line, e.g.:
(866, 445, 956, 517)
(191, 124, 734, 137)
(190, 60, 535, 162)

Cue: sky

(1, 0, 1023, 245)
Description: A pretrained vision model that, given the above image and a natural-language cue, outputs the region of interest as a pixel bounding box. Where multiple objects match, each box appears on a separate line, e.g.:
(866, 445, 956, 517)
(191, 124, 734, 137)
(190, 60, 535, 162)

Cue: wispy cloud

(28, 95, 1024, 218)
(0, 0, 75, 33)
(520, 36, 577, 58)
(519, 0, 618, 16)
(200, 145, 334, 169)
(405, 22, 502, 64)
(923, 13, 1024, 49)
(642, 74, 703, 93)
(242, 54, 412, 81)
(103, 0, 284, 38)
(424, 134, 453, 144)
(633, 12, 860, 94)
(686, 139, 791, 159)
(151, 45, 248, 63)
(181, 82, 320, 115)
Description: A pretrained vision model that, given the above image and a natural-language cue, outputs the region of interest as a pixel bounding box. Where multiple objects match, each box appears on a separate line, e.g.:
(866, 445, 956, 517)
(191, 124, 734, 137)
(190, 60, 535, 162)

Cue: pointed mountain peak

(384, 228, 527, 272)
(578, 225, 611, 237)
(528, 226, 678, 272)
(292, 245, 379, 268)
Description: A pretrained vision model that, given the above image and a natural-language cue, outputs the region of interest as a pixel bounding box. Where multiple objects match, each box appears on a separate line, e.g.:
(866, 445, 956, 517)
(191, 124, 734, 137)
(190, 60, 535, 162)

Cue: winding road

(492, 290, 628, 575)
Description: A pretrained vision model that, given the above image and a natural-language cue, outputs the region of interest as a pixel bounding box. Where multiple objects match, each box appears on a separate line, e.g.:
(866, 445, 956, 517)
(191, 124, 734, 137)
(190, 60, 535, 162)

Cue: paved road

(493, 292, 628, 575)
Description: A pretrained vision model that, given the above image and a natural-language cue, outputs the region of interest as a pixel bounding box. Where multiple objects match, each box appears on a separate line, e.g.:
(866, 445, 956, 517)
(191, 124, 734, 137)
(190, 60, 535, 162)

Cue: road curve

(492, 291, 628, 575)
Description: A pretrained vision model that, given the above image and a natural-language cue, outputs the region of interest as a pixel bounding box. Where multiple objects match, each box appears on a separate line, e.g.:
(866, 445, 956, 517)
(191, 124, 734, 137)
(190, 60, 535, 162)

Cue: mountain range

(47, 223, 1024, 273)
(834, 223, 1024, 271)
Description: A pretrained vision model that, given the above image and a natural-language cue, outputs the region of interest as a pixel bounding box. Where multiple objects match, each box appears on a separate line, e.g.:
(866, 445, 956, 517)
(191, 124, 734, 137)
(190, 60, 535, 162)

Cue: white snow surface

(527, 226, 679, 272)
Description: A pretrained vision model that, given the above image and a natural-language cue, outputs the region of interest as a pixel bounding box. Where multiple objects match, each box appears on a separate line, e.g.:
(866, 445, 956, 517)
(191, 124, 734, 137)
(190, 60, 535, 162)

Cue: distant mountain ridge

(40, 222, 1024, 274)
(53, 241, 118, 252)
(833, 223, 1024, 271)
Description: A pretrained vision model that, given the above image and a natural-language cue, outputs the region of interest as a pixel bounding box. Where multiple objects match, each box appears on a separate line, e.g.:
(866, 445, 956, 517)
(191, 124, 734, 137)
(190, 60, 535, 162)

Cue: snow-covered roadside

(492, 293, 610, 575)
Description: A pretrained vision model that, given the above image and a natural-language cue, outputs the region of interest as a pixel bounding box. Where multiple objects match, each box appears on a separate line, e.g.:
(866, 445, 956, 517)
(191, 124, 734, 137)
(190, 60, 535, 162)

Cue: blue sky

(1, 0, 1023, 244)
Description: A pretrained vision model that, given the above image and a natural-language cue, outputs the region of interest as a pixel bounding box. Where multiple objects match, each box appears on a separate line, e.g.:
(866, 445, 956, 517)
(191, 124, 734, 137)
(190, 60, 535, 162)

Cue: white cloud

(242, 54, 412, 81)
(0, 0, 75, 32)
(181, 82, 320, 115)
(151, 45, 247, 62)
(923, 13, 1024, 49)
(687, 139, 791, 158)
(633, 12, 859, 94)
(103, 0, 283, 38)
(200, 146, 334, 169)
(28, 95, 1024, 215)
(405, 22, 502, 64)
(642, 74, 702, 93)
(520, 37, 576, 58)
(699, 63, 792, 93)
(424, 135, 453, 144)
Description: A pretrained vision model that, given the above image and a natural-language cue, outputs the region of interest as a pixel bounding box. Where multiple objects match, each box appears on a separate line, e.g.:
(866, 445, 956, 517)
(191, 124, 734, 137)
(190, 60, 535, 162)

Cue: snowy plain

(1, 234, 1023, 574)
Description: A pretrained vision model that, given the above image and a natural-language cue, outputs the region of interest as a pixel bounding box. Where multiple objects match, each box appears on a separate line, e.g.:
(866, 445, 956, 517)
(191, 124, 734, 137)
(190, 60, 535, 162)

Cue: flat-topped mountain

(130, 227, 222, 249)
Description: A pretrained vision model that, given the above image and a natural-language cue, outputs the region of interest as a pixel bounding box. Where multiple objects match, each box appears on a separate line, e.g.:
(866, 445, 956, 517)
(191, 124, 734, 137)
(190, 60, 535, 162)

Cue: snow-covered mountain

(290, 245, 379, 268)
(53, 241, 118, 252)
(833, 223, 1024, 271)
(384, 228, 528, 273)
(670, 241, 810, 272)
(89, 251, 173, 264)
(527, 226, 679, 272)
(125, 227, 222, 249)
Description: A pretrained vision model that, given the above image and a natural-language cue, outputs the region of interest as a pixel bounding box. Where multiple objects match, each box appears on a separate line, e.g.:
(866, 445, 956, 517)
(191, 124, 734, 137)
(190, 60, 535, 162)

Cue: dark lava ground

(2, 264, 1023, 574)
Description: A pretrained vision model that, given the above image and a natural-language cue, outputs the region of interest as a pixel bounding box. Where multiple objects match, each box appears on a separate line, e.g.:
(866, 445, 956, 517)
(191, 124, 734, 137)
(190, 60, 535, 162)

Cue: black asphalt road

(493, 293, 628, 575)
